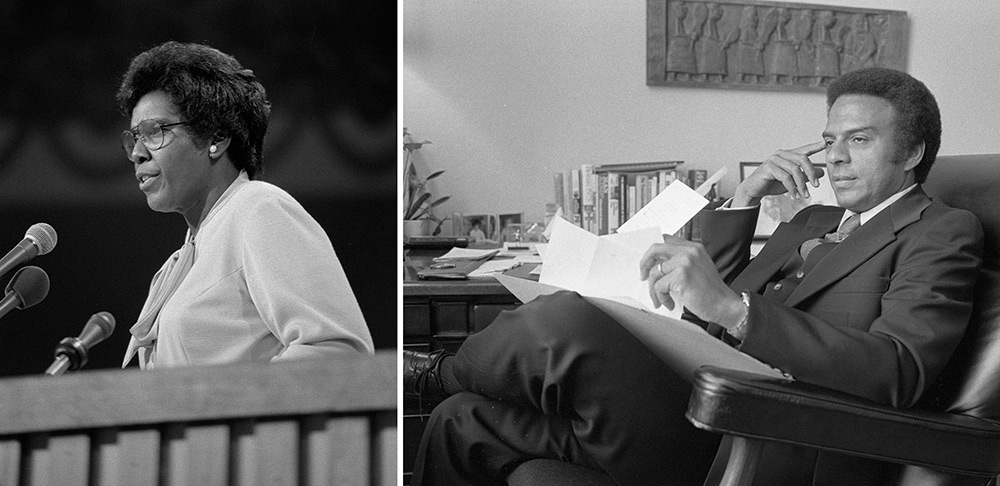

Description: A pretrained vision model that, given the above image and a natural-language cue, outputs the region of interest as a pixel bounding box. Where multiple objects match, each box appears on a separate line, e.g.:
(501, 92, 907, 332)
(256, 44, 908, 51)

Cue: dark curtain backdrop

(0, 0, 396, 375)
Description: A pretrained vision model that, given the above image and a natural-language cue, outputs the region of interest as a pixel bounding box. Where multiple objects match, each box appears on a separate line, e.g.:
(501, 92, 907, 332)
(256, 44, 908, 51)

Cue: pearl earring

(210, 145, 218, 153)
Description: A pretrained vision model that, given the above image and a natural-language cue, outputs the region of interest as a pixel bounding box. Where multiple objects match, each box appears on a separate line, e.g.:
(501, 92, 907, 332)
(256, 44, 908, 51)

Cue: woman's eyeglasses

(122, 120, 189, 156)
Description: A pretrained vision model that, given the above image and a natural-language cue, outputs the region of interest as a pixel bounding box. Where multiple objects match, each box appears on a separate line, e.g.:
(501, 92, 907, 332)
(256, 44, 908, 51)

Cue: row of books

(553, 161, 713, 238)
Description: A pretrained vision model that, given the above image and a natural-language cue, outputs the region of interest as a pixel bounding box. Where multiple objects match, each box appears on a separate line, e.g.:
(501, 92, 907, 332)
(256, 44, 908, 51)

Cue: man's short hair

(826, 67, 941, 184)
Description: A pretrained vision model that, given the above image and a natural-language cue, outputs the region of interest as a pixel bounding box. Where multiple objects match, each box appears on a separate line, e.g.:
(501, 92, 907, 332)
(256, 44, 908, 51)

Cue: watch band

(727, 291, 750, 342)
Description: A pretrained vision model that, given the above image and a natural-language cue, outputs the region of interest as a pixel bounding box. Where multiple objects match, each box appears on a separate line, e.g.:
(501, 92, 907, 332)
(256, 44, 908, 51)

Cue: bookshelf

(555, 161, 713, 238)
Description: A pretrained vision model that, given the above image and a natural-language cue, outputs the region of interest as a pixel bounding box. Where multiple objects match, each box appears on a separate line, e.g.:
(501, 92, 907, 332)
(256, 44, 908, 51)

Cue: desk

(402, 249, 530, 484)
(403, 249, 533, 353)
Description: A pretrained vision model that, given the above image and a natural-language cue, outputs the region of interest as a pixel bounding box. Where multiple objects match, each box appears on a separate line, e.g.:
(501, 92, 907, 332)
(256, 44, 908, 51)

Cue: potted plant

(403, 128, 449, 237)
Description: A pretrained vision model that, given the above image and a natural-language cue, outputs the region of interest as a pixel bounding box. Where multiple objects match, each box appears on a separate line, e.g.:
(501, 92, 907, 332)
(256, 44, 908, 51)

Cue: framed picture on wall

(739, 162, 839, 239)
(646, 0, 909, 92)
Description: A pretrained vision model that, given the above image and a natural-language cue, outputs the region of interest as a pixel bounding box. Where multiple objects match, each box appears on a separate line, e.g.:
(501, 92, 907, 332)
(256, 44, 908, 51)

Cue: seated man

(404, 67, 984, 485)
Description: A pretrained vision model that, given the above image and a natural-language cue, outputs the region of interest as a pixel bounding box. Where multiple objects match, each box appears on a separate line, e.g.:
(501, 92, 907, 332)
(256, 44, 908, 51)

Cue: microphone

(45, 311, 116, 377)
(0, 266, 50, 321)
(0, 223, 57, 280)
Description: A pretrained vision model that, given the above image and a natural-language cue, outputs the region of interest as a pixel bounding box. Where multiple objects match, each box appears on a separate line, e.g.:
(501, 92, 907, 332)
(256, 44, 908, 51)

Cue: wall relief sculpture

(647, 0, 908, 91)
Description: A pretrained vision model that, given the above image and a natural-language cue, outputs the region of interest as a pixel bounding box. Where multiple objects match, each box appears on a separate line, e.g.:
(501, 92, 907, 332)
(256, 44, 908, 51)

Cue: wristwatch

(727, 291, 750, 342)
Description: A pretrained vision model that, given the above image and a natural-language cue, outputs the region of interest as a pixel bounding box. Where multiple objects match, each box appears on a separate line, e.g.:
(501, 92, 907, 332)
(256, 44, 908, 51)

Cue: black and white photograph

(0, 1, 395, 482)
(403, 1, 1000, 485)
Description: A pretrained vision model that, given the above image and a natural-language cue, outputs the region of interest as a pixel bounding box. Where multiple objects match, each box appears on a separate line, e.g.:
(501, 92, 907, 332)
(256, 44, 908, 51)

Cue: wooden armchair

(508, 154, 1000, 485)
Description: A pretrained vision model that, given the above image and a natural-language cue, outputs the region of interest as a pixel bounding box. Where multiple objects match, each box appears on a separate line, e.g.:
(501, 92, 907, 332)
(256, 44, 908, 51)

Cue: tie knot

(839, 212, 861, 234)
(800, 213, 862, 261)
(826, 213, 861, 243)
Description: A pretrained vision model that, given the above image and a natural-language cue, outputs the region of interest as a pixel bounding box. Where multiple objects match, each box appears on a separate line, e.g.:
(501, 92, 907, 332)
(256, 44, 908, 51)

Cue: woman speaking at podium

(117, 41, 373, 369)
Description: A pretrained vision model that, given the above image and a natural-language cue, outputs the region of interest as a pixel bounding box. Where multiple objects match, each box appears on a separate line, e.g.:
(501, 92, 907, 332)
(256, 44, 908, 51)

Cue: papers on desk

(443, 242, 544, 279)
(433, 248, 499, 262)
(493, 174, 789, 380)
(468, 259, 519, 278)
(468, 254, 543, 279)
(417, 247, 500, 280)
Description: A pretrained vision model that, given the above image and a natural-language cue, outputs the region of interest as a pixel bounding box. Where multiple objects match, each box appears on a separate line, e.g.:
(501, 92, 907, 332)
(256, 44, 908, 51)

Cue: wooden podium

(0, 351, 395, 486)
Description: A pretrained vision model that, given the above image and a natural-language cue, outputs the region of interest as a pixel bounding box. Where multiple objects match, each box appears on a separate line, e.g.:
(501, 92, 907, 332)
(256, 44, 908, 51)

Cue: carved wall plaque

(647, 0, 908, 91)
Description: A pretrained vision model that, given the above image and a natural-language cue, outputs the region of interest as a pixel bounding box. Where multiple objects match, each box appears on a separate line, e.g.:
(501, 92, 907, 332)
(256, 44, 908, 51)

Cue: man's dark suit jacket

(697, 185, 983, 484)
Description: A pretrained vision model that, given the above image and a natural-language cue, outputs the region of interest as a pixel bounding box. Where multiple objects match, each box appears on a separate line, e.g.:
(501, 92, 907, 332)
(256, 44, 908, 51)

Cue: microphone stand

(45, 355, 72, 376)
(45, 337, 88, 377)
(44, 312, 116, 377)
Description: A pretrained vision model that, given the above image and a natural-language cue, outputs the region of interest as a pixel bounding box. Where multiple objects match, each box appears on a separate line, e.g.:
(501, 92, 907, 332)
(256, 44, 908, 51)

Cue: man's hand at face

(639, 235, 746, 330)
(733, 141, 827, 207)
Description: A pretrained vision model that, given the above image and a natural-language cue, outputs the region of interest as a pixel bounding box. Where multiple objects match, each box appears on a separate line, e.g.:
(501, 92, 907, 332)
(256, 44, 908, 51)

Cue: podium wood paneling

(0, 351, 395, 486)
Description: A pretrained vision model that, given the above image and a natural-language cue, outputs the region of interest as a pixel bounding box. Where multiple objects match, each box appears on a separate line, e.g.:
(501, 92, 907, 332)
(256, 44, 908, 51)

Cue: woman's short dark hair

(826, 67, 941, 184)
(117, 41, 270, 179)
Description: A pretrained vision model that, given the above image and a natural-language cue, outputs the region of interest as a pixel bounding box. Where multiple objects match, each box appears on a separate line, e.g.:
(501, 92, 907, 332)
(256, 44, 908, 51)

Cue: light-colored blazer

(123, 173, 374, 369)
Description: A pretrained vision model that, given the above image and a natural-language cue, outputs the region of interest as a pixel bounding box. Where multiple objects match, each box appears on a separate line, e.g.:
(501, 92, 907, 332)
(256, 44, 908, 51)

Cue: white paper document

(433, 248, 499, 261)
(468, 259, 522, 278)
(617, 179, 709, 234)
(540, 218, 673, 317)
(695, 167, 728, 197)
(496, 274, 787, 380)
(494, 177, 786, 380)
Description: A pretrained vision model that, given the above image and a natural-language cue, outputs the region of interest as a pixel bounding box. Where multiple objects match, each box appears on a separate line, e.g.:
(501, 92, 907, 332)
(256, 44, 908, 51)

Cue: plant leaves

(410, 196, 450, 221)
(410, 208, 429, 220)
(405, 192, 431, 220)
(428, 196, 450, 207)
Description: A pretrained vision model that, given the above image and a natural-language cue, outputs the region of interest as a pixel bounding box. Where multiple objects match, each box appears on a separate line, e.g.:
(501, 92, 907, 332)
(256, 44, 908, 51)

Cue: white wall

(404, 0, 1000, 225)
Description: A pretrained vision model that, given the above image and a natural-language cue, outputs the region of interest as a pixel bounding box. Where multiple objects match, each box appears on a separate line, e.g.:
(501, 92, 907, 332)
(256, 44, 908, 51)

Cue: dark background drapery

(0, 0, 397, 375)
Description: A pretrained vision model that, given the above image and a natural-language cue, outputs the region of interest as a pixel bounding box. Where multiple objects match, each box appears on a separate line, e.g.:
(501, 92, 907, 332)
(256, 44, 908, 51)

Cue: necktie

(800, 212, 861, 261)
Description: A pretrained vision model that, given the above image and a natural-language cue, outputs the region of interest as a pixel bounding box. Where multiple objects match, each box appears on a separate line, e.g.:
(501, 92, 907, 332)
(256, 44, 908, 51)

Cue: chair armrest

(686, 366, 1000, 478)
